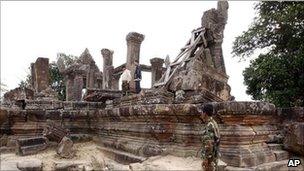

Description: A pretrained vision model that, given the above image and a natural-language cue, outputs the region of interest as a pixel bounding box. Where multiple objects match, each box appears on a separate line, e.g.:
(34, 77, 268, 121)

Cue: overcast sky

(1, 1, 257, 100)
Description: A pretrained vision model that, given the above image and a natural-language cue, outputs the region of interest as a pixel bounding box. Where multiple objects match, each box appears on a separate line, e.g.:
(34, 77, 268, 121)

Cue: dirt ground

(0, 141, 203, 170)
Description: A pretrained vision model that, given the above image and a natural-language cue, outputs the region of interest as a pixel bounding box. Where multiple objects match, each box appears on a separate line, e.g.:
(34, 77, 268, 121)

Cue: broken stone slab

(16, 159, 42, 171)
(57, 136, 75, 158)
(16, 136, 48, 156)
(43, 120, 69, 143)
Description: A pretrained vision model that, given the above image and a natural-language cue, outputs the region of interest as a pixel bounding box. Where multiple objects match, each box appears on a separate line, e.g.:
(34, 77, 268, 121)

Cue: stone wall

(1, 101, 288, 168)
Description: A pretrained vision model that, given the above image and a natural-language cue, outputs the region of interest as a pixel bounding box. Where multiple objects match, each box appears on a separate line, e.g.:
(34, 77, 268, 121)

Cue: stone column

(112, 75, 120, 90)
(33, 57, 49, 92)
(30, 63, 36, 89)
(73, 74, 83, 101)
(150, 57, 164, 86)
(101, 48, 114, 89)
(65, 75, 74, 101)
(86, 67, 95, 88)
(126, 32, 145, 91)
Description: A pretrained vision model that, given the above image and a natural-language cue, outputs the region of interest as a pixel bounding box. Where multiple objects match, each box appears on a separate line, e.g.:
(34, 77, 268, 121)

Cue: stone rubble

(57, 136, 75, 159)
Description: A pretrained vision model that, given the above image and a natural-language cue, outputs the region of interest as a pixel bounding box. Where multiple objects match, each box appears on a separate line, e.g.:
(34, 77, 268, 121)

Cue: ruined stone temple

(1, 1, 303, 171)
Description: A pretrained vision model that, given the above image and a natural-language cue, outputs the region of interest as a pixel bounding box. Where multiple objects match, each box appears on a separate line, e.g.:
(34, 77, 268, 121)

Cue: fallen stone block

(16, 159, 42, 171)
(16, 136, 48, 156)
(43, 120, 69, 143)
(57, 136, 75, 158)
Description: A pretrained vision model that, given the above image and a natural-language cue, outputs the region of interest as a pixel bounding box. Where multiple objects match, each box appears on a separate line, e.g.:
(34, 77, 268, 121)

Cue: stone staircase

(268, 143, 290, 161)
(221, 143, 304, 171)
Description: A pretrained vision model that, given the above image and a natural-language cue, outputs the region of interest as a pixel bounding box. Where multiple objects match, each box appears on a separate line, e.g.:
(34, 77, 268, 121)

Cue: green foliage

(233, 2, 304, 107)
(18, 74, 31, 89)
(18, 53, 78, 101)
(49, 62, 66, 101)
(50, 53, 78, 101)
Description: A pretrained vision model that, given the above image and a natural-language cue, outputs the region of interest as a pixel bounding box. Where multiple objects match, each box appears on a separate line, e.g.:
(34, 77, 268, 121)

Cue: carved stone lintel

(101, 49, 114, 66)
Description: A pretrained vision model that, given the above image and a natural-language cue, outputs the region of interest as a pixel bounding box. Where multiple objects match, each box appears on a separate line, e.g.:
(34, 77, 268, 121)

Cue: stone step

(273, 150, 290, 161)
(16, 136, 48, 156)
(0, 146, 15, 153)
(267, 143, 283, 151)
(97, 146, 147, 165)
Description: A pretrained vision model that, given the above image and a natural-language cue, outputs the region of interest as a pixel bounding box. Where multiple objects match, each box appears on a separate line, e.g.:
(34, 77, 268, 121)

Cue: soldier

(200, 104, 220, 171)
(134, 60, 142, 94)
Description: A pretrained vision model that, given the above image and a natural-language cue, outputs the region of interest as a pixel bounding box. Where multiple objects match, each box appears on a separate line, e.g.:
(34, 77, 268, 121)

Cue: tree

(18, 53, 78, 101)
(18, 74, 31, 89)
(49, 62, 66, 100)
(49, 53, 78, 101)
(232, 1, 304, 107)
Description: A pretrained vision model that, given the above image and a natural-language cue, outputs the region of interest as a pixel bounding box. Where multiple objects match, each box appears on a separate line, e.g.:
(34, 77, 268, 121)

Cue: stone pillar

(112, 75, 120, 90)
(126, 32, 145, 91)
(30, 63, 36, 89)
(101, 48, 114, 89)
(33, 57, 49, 92)
(65, 76, 74, 101)
(150, 58, 164, 86)
(73, 74, 83, 101)
(86, 68, 95, 88)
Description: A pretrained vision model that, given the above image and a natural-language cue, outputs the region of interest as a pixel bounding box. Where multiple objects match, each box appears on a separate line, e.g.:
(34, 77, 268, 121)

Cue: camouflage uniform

(201, 117, 220, 171)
